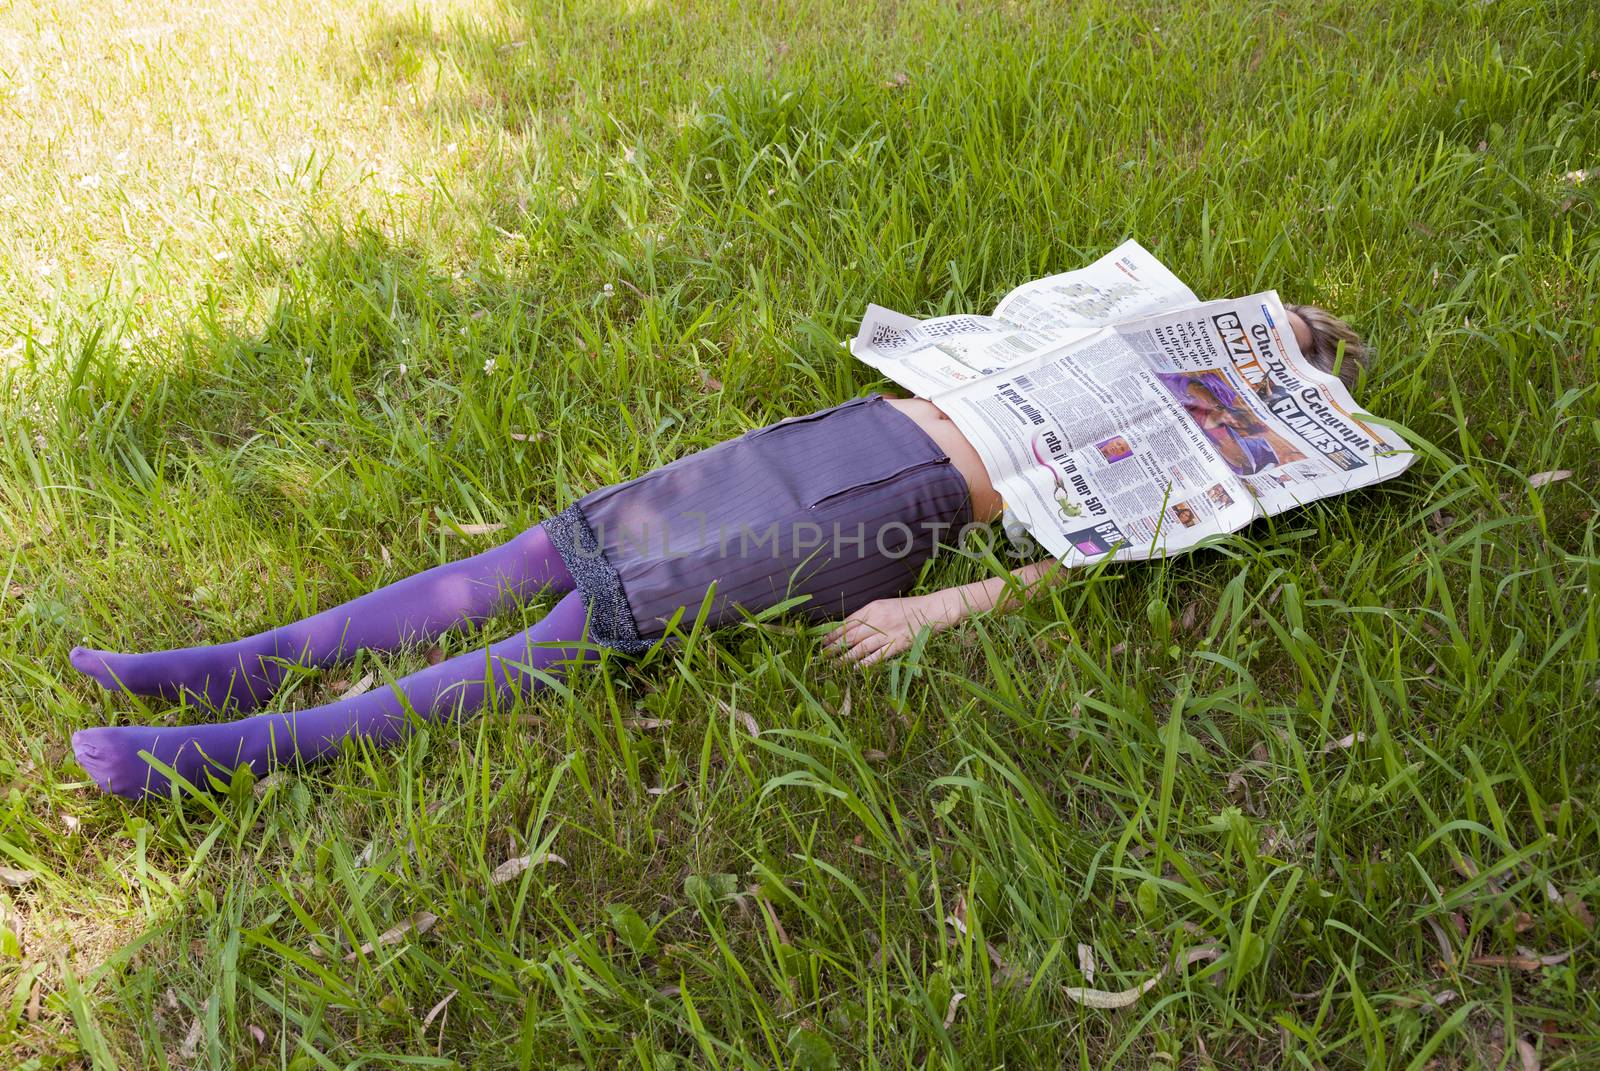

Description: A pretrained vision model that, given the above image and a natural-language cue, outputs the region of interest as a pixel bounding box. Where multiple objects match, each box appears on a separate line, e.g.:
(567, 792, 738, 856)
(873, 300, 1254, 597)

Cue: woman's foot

(72, 721, 258, 799)
(69, 641, 286, 712)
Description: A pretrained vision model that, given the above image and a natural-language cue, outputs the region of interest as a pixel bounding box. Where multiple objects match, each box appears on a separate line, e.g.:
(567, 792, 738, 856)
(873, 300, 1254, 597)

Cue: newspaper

(849, 246, 1413, 566)
(851, 239, 1198, 397)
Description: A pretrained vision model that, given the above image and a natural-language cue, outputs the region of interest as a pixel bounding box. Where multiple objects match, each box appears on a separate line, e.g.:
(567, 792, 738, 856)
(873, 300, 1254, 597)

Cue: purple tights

(70, 524, 589, 799)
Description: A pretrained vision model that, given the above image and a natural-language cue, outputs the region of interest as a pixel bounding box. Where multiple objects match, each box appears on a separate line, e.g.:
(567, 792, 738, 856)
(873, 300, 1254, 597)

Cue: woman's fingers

(845, 630, 894, 664)
(859, 638, 904, 667)
(829, 616, 871, 641)
(828, 616, 886, 656)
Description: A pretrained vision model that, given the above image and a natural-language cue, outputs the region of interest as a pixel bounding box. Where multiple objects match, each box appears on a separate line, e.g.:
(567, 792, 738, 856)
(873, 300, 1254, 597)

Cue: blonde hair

(1286, 303, 1370, 393)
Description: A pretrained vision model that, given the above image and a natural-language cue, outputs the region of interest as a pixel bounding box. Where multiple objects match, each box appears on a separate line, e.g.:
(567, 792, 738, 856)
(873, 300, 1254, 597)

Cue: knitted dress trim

(541, 502, 655, 654)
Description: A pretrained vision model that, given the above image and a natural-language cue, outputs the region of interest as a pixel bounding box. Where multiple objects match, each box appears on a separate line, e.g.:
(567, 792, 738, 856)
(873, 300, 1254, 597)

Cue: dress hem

(543, 503, 657, 654)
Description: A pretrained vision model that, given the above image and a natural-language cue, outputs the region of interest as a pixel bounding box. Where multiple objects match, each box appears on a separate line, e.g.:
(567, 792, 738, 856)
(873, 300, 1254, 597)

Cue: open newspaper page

(849, 239, 1198, 396)
(934, 291, 1414, 566)
(935, 328, 1255, 566)
(1110, 291, 1413, 517)
(989, 237, 1199, 331)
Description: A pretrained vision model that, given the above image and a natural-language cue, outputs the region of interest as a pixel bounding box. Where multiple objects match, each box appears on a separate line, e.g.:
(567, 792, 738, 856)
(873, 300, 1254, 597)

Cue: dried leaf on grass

(1424, 915, 1457, 962)
(718, 699, 760, 737)
(942, 990, 965, 1028)
(345, 911, 438, 961)
(1077, 943, 1096, 984)
(337, 671, 375, 698)
(1453, 855, 1507, 895)
(1541, 880, 1596, 929)
(0, 866, 37, 887)
(1390, 987, 1461, 1009)
(1527, 470, 1572, 490)
(178, 997, 212, 1060)
(1061, 945, 1221, 1009)
(1517, 1036, 1540, 1071)
(490, 852, 567, 885)
(247, 1024, 267, 1046)
(943, 904, 1033, 986)
(1323, 732, 1368, 753)
(1469, 949, 1572, 971)
(422, 989, 457, 1028)
(251, 771, 290, 799)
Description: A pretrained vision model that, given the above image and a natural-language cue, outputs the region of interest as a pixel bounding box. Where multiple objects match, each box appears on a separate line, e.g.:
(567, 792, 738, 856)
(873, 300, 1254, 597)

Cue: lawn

(1, 0, 1598, 1066)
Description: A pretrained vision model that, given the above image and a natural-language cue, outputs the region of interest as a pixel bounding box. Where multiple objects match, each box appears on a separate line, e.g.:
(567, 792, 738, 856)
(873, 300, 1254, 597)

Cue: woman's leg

(72, 589, 591, 799)
(69, 523, 574, 712)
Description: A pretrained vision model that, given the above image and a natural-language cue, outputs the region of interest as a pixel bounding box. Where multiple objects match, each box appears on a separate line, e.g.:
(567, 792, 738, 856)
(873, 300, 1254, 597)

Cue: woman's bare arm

(825, 558, 1065, 665)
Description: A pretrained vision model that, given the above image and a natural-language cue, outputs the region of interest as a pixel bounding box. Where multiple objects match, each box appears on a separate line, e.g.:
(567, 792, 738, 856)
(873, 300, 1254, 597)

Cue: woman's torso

(884, 397, 1003, 524)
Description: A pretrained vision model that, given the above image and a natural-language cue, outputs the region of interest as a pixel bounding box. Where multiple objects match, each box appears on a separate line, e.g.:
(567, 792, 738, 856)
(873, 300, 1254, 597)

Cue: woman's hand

(825, 593, 956, 666)
(824, 559, 1063, 667)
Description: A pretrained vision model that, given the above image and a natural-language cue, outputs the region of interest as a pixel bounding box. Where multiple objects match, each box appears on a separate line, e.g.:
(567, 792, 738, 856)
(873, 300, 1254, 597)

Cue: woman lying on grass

(69, 306, 1367, 799)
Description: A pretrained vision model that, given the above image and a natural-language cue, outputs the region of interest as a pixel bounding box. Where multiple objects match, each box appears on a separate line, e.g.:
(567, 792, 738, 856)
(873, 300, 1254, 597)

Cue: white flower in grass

(482, 357, 497, 374)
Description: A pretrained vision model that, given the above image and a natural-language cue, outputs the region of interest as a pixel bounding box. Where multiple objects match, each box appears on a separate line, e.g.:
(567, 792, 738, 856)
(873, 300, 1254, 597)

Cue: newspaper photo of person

(1095, 435, 1134, 463)
(1155, 369, 1306, 476)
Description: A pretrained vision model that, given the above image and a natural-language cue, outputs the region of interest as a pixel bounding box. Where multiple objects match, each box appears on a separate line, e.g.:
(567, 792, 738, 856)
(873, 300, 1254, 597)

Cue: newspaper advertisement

(849, 248, 1413, 565)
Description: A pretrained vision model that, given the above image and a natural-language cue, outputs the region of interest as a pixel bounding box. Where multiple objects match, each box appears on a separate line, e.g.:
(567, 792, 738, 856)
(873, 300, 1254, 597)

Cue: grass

(1, 0, 1598, 1065)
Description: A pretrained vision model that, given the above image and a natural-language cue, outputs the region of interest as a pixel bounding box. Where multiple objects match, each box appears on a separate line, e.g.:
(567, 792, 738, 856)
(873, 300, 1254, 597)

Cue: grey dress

(543, 394, 973, 651)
